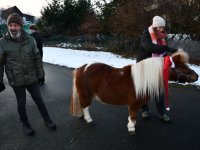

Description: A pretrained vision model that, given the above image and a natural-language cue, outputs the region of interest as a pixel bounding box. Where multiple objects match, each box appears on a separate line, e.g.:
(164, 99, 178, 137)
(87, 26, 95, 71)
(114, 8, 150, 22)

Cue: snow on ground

(43, 47, 200, 87)
(43, 47, 135, 68)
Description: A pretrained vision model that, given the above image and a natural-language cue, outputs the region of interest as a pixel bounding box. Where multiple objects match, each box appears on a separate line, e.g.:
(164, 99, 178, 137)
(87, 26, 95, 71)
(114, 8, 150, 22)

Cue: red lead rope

(163, 56, 172, 108)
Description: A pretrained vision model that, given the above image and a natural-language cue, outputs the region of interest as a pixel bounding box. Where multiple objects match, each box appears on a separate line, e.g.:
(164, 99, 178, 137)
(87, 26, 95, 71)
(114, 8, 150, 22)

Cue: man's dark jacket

(136, 29, 176, 62)
(0, 30, 44, 86)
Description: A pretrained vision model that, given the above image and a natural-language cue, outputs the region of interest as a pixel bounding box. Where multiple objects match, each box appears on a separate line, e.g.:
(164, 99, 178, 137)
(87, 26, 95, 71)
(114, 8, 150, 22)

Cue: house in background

(1, 6, 24, 21)
(1, 6, 36, 24)
(24, 13, 36, 24)
(0, 6, 37, 36)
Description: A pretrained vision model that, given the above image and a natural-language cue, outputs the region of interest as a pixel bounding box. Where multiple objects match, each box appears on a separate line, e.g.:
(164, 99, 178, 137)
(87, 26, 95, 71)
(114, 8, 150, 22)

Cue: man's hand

(38, 77, 45, 86)
(0, 83, 5, 92)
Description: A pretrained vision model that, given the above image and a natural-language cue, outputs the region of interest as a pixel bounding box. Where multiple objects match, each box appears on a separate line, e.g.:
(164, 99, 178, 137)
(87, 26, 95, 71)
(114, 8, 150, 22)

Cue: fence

(168, 40, 200, 61)
(42, 34, 200, 62)
(44, 35, 200, 59)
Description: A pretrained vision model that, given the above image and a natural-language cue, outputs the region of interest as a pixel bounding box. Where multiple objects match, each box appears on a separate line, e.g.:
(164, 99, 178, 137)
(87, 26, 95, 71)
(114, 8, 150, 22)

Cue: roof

(1, 6, 24, 20)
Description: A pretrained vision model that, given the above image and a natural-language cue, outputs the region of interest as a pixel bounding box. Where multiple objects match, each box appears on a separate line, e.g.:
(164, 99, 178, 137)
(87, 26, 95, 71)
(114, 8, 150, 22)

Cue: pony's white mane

(131, 57, 164, 99)
(172, 48, 189, 63)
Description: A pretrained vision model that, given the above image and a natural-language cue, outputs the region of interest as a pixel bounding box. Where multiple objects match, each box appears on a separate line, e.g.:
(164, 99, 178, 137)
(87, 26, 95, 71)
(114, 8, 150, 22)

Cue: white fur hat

(152, 16, 165, 27)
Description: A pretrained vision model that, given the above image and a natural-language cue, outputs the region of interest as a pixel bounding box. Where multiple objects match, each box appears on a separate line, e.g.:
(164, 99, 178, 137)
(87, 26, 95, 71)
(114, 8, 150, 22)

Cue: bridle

(170, 67, 190, 82)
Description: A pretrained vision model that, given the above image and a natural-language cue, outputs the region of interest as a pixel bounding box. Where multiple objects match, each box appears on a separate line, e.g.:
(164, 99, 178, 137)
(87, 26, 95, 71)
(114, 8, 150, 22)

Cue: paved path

(0, 63, 200, 150)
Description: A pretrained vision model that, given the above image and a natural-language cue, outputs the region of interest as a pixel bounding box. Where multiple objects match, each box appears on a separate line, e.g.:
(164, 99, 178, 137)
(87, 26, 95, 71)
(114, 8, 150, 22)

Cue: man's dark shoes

(23, 124, 35, 136)
(45, 120, 56, 130)
(141, 111, 149, 119)
(159, 114, 171, 123)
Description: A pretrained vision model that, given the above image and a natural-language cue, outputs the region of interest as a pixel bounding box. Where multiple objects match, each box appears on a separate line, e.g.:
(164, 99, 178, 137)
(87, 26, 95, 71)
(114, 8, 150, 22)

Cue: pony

(70, 49, 198, 135)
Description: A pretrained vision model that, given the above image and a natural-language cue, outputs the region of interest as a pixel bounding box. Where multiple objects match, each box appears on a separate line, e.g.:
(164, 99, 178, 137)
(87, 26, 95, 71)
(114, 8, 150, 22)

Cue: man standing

(29, 24, 45, 85)
(29, 25, 43, 59)
(0, 13, 56, 135)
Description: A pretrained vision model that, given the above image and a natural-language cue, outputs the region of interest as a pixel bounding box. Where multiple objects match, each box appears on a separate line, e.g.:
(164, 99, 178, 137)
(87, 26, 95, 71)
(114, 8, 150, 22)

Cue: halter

(171, 67, 190, 82)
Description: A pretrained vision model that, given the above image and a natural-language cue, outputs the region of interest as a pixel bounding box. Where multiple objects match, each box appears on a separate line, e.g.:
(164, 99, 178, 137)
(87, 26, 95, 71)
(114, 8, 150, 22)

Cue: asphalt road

(0, 63, 200, 150)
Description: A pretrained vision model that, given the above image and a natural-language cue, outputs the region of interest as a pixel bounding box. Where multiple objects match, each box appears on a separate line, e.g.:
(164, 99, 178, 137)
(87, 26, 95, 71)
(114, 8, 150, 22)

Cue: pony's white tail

(70, 70, 83, 117)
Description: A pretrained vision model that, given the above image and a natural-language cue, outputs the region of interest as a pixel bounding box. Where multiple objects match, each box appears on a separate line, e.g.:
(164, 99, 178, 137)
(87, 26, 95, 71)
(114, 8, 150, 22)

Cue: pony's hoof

(129, 131, 136, 135)
(84, 117, 93, 123)
(86, 119, 93, 123)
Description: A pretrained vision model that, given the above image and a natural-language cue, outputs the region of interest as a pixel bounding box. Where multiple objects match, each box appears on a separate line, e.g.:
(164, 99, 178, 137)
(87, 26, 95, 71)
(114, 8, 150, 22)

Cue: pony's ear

(172, 54, 180, 64)
(180, 52, 189, 63)
(172, 49, 189, 64)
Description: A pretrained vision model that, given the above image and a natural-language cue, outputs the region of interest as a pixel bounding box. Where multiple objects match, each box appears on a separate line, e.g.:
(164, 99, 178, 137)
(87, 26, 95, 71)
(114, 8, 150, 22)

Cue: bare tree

(164, 0, 200, 40)
(108, 0, 150, 38)
(79, 13, 102, 35)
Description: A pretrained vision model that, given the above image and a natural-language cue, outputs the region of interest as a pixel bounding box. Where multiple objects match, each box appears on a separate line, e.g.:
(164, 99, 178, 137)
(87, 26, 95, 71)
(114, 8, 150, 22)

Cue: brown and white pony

(70, 49, 198, 135)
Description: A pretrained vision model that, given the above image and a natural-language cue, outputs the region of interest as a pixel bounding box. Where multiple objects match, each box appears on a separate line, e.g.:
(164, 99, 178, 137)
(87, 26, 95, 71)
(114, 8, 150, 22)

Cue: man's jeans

(12, 83, 51, 126)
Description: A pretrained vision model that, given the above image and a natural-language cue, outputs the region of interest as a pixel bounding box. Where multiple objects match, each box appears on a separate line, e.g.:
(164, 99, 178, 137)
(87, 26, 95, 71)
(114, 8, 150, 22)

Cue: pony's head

(170, 49, 199, 83)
